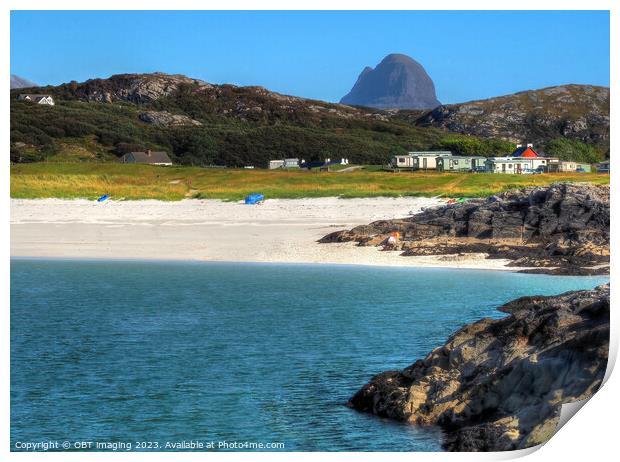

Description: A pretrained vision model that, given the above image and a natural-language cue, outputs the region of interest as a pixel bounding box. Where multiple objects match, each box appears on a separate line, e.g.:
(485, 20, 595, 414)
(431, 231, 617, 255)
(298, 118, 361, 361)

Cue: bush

(544, 138, 604, 163)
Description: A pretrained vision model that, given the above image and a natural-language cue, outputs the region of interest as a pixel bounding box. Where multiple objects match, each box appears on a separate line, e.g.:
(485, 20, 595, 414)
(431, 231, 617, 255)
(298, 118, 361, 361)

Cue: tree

(390, 146, 408, 157)
(544, 138, 603, 163)
(437, 136, 515, 156)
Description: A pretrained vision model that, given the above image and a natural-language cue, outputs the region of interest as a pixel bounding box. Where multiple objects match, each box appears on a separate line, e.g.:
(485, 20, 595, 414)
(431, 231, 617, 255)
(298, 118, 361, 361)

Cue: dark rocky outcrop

(349, 284, 610, 451)
(340, 54, 441, 110)
(320, 183, 609, 275)
(139, 110, 202, 127)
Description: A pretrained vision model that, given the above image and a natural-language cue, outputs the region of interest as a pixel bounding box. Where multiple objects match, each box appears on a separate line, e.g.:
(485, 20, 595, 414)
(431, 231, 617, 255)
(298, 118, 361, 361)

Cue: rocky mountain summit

(349, 283, 609, 451)
(340, 54, 441, 110)
(10, 74, 37, 89)
(56, 72, 212, 104)
(414, 85, 610, 150)
(320, 183, 609, 275)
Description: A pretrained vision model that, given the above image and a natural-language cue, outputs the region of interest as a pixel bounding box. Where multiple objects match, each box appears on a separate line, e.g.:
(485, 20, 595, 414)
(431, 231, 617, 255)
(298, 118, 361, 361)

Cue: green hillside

(10, 73, 514, 166)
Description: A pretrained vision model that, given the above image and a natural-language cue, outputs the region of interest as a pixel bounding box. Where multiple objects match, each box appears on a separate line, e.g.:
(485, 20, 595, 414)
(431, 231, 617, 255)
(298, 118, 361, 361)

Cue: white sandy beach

(11, 197, 514, 270)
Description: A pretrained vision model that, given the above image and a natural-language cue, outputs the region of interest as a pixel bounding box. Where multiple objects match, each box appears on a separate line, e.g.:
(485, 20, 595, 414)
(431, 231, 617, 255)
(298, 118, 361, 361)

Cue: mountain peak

(381, 53, 416, 64)
(340, 53, 440, 110)
(10, 74, 38, 89)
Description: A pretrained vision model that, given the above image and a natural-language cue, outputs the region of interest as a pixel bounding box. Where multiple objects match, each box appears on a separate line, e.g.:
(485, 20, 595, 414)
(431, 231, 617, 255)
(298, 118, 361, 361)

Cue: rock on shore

(319, 183, 609, 275)
(348, 284, 610, 451)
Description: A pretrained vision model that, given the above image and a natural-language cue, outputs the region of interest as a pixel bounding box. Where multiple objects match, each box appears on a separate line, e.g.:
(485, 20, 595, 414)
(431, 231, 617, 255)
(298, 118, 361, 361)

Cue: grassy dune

(10, 163, 610, 201)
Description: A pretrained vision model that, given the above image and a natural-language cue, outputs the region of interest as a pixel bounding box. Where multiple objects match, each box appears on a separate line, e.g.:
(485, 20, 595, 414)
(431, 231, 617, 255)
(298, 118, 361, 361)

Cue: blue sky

(11, 10, 609, 104)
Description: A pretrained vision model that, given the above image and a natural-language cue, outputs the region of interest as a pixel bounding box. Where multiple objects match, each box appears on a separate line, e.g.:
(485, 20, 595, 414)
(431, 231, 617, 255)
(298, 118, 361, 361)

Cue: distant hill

(10, 74, 38, 89)
(10, 72, 607, 166)
(340, 54, 441, 110)
(413, 85, 609, 154)
(11, 72, 490, 165)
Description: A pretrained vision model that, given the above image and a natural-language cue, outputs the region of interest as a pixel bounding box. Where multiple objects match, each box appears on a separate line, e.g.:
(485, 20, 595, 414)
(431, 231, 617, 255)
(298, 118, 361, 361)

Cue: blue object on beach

(244, 193, 264, 205)
(97, 194, 110, 203)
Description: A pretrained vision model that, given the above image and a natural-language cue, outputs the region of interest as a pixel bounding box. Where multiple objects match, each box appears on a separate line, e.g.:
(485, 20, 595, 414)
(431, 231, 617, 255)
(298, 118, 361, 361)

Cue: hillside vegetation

(11, 73, 608, 169)
(414, 84, 609, 156)
(11, 73, 516, 166)
(11, 163, 609, 201)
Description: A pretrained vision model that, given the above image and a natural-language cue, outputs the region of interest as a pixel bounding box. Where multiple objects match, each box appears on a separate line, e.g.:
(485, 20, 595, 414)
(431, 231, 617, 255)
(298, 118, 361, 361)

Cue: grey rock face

(10, 74, 37, 89)
(349, 283, 610, 451)
(139, 110, 202, 127)
(340, 54, 441, 110)
(63, 72, 213, 104)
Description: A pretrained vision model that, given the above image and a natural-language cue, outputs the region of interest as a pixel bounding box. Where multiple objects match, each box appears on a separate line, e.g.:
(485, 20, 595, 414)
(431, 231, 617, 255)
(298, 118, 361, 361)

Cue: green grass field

(10, 162, 610, 201)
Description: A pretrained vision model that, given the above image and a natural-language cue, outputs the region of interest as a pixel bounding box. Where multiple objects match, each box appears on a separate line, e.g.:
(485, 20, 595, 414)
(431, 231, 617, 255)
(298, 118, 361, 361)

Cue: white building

(17, 94, 55, 106)
(436, 156, 487, 172)
(391, 151, 452, 170)
(268, 160, 285, 169)
(547, 160, 578, 172)
(392, 155, 416, 168)
(411, 151, 453, 170)
(284, 158, 300, 168)
(485, 157, 535, 174)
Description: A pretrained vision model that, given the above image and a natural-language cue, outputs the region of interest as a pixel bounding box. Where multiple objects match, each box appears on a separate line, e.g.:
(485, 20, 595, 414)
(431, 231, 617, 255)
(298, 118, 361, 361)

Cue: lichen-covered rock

(348, 284, 610, 451)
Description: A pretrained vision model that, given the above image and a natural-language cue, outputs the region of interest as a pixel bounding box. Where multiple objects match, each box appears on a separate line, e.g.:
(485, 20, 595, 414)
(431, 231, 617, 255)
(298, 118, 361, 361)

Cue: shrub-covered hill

(10, 72, 514, 166)
(412, 84, 610, 156)
(10, 73, 608, 166)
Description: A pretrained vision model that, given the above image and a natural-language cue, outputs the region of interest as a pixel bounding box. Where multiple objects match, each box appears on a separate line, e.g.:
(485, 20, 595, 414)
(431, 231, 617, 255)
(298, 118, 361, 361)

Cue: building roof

(128, 151, 172, 164)
(487, 158, 532, 163)
(19, 93, 51, 98)
(511, 146, 539, 158)
(18, 94, 53, 102)
(441, 155, 486, 160)
(407, 151, 452, 157)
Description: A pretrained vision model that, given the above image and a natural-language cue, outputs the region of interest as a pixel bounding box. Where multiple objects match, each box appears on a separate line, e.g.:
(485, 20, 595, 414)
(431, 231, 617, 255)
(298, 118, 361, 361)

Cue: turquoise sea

(10, 259, 608, 451)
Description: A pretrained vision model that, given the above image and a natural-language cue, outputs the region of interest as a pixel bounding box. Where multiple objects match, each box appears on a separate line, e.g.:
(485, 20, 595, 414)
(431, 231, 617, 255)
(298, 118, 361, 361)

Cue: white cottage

(391, 151, 452, 170)
(17, 94, 55, 106)
(485, 157, 533, 174)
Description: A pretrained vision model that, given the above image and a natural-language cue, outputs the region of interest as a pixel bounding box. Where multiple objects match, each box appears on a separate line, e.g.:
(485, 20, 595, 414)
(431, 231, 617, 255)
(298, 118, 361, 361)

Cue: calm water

(10, 259, 608, 451)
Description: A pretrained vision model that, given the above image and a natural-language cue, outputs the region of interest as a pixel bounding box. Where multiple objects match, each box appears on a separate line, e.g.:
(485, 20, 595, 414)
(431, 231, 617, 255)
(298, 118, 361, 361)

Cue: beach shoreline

(10, 197, 515, 271)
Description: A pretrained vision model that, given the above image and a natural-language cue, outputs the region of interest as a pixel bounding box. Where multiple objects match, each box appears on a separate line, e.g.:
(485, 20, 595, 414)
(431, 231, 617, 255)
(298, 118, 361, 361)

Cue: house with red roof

(511, 144, 540, 158)
(513, 144, 553, 171)
(485, 143, 558, 173)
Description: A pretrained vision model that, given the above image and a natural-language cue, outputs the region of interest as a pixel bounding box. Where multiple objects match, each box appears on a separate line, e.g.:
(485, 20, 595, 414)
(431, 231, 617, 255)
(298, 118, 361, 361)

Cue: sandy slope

(10, 197, 512, 270)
